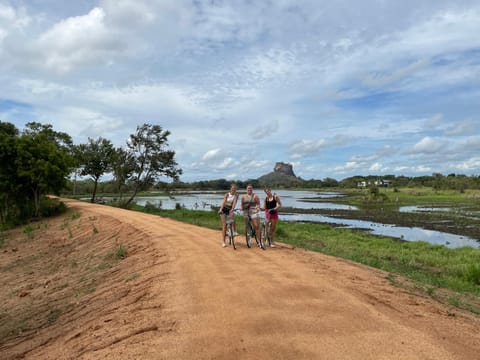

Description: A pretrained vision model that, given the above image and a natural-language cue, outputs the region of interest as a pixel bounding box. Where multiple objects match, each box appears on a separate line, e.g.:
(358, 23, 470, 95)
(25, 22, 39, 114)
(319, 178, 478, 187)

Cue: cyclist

(218, 183, 239, 247)
(263, 187, 282, 247)
(241, 184, 261, 245)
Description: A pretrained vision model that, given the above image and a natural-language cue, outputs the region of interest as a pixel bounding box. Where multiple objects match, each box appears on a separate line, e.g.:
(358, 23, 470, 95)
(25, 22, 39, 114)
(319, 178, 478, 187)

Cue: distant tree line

(0, 121, 181, 226)
(169, 174, 480, 191)
(67, 171, 480, 197)
(337, 173, 480, 191)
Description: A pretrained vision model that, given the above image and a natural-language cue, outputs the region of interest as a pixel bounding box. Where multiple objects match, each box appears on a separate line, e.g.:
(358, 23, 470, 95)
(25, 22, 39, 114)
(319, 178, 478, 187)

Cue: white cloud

(425, 113, 444, 128)
(361, 59, 430, 88)
(2, 1, 480, 181)
(35, 7, 123, 73)
(251, 120, 279, 140)
(202, 148, 222, 161)
(410, 136, 445, 154)
(217, 157, 235, 169)
(289, 139, 328, 159)
(453, 157, 480, 171)
(334, 161, 363, 173)
(444, 119, 477, 136)
(0, 4, 30, 41)
(369, 162, 388, 172)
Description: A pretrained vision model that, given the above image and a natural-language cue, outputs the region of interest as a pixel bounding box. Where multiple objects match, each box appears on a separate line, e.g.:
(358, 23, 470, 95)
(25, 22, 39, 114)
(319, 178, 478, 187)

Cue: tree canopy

(75, 137, 115, 203)
(123, 123, 182, 206)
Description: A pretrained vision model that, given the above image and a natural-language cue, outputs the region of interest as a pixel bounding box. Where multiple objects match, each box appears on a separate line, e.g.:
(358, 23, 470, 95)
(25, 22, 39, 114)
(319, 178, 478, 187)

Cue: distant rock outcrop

(274, 162, 296, 177)
(258, 162, 301, 187)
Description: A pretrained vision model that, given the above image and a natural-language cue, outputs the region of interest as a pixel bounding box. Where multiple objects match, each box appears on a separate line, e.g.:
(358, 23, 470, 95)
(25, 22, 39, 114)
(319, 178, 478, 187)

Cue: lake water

(132, 190, 479, 249)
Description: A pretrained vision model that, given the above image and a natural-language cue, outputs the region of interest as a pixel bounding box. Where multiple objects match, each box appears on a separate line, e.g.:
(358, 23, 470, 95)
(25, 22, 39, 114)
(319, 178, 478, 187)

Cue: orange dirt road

(1, 198, 479, 359)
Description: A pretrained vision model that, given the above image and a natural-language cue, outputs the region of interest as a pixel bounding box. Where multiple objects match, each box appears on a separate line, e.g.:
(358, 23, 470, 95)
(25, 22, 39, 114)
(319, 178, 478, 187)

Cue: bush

(39, 197, 67, 217)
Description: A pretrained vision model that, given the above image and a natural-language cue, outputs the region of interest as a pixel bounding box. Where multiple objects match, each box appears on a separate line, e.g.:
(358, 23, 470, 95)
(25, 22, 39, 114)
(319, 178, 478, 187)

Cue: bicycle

(225, 213, 236, 250)
(261, 213, 273, 248)
(245, 212, 265, 250)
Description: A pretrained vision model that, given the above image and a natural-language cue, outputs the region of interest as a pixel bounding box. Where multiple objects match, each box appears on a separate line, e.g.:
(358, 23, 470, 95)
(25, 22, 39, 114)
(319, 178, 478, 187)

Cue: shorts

(266, 209, 279, 221)
(220, 207, 232, 217)
(243, 208, 258, 219)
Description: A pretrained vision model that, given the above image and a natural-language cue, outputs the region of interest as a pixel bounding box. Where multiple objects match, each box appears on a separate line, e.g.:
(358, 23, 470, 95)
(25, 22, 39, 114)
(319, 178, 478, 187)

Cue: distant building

(357, 179, 391, 188)
(357, 181, 367, 188)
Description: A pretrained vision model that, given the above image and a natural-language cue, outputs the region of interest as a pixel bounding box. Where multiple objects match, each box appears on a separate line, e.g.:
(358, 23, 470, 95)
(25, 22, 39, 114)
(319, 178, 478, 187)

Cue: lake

(132, 190, 479, 249)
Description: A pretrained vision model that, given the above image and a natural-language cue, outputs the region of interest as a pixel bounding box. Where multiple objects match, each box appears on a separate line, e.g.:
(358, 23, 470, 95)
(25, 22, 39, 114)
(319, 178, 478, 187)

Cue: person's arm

(274, 195, 282, 210)
(218, 193, 227, 213)
(255, 194, 261, 211)
(240, 195, 244, 211)
(231, 194, 239, 212)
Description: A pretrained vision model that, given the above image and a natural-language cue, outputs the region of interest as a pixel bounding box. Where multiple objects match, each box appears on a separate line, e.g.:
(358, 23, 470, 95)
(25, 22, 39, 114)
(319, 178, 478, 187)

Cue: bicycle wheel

(265, 222, 272, 247)
(253, 226, 265, 250)
(245, 222, 252, 248)
(228, 224, 236, 250)
(261, 222, 267, 246)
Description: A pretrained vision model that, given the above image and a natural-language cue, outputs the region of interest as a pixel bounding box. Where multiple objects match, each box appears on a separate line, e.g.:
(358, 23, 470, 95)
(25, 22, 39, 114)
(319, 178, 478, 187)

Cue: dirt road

(1, 199, 479, 359)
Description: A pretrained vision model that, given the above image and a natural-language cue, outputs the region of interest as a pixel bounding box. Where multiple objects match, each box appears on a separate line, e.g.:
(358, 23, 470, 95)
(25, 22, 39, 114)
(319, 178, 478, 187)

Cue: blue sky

(1, 1, 479, 182)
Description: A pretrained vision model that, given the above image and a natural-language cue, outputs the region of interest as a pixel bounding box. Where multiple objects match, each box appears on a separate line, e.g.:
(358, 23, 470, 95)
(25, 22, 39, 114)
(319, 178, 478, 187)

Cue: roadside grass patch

(115, 243, 127, 260)
(69, 211, 80, 220)
(23, 225, 35, 240)
(126, 273, 140, 282)
(464, 264, 480, 285)
(0, 233, 7, 248)
(47, 309, 61, 324)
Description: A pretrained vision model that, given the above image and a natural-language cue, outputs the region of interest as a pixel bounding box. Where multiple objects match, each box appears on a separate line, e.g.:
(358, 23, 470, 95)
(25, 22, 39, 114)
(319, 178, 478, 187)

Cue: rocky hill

(273, 162, 296, 177)
(258, 162, 303, 187)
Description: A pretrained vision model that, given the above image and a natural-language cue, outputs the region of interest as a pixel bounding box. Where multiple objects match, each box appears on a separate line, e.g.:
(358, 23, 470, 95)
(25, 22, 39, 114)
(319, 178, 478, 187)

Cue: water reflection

(399, 206, 452, 213)
(135, 190, 355, 211)
(281, 213, 479, 249)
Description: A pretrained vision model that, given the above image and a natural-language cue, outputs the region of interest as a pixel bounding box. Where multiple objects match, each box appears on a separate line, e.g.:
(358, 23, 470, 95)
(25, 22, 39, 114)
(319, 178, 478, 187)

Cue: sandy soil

(1, 198, 479, 359)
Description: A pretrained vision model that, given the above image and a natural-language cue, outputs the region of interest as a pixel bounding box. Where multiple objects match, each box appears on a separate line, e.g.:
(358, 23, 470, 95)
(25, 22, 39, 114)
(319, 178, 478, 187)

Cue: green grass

(133, 205, 480, 314)
(125, 273, 140, 282)
(23, 225, 35, 240)
(341, 187, 480, 208)
(0, 233, 7, 248)
(115, 244, 127, 260)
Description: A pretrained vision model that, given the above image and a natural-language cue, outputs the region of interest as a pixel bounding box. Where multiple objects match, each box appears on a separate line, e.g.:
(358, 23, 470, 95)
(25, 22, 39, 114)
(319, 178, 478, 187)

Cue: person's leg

(232, 214, 238, 235)
(270, 219, 277, 246)
(221, 215, 227, 247)
(252, 217, 260, 237)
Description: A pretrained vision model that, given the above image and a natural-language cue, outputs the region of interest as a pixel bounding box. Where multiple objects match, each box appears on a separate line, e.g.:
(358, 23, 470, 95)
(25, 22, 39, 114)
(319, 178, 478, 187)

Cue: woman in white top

(218, 183, 239, 247)
(240, 184, 261, 242)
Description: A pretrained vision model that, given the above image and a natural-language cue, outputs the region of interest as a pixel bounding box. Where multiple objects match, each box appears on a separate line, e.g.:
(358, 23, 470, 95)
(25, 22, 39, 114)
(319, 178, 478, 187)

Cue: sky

(1, 0, 480, 183)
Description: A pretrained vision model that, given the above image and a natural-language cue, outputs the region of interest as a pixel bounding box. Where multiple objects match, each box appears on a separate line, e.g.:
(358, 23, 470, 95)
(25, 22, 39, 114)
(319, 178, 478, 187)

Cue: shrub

(39, 198, 67, 217)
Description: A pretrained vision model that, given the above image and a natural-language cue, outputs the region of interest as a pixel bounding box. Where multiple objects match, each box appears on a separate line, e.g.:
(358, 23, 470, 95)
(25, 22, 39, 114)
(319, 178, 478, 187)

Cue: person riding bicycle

(241, 184, 261, 245)
(263, 187, 281, 247)
(218, 183, 239, 247)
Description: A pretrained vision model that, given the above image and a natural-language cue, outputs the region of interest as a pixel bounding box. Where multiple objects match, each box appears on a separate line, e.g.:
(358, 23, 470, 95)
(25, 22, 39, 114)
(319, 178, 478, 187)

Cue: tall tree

(112, 147, 136, 203)
(76, 137, 115, 203)
(0, 121, 19, 223)
(123, 123, 182, 206)
(16, 122, 74, 217)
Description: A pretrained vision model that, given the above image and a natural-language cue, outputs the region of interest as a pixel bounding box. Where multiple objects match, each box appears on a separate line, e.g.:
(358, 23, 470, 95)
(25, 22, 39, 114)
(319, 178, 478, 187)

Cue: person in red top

(263, 187, 281, 247)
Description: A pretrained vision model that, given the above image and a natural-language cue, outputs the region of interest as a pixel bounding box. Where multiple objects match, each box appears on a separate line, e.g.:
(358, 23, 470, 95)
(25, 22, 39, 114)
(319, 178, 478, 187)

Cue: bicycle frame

(225, 216, 236, 250)
(246, 213, 265, 250)
(261, 215, 273, 247)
